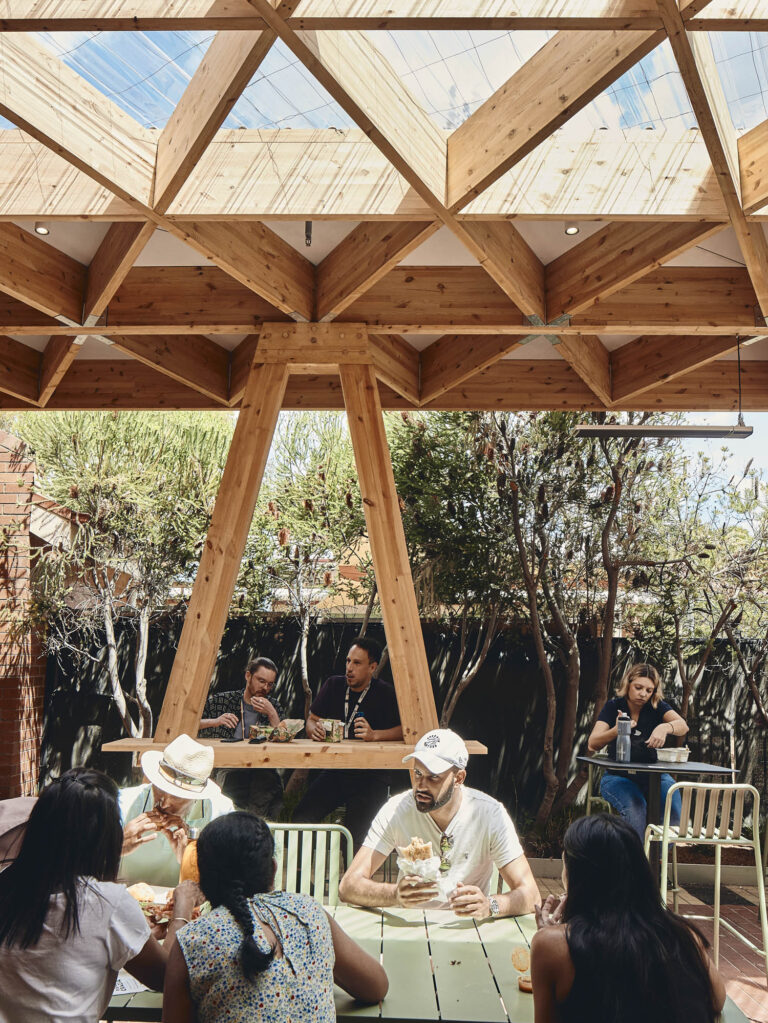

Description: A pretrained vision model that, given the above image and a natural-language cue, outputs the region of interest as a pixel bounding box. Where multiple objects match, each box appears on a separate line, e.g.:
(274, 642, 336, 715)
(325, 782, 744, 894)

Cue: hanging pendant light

(574, 339, 753, 439)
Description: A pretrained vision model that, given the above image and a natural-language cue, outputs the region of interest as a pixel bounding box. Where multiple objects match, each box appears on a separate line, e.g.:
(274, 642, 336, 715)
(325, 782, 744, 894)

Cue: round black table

(577, 754, 737, 872)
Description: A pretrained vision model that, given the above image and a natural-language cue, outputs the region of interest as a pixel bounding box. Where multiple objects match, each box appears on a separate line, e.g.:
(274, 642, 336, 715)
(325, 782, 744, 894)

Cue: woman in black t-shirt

(587, 663, 688, 840)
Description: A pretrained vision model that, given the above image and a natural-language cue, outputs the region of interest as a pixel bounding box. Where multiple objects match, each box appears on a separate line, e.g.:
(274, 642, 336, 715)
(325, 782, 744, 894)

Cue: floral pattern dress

(176, 891, 335, 1023)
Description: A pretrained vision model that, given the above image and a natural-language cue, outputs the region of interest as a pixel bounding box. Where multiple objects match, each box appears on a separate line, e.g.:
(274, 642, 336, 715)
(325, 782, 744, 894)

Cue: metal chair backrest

(267, 823, 354, 905)
(488, 863, 510, 895)
(664, 782, 759, 844)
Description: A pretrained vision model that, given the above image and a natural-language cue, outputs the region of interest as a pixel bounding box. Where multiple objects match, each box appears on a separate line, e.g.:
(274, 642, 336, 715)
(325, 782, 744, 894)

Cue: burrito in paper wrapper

(396, 836, 441, 883)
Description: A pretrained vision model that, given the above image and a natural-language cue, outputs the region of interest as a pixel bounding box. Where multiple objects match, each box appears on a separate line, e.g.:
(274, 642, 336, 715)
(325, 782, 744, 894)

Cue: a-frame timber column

(339, 360, 437, 741)
(105, 324, 482, 767)
(155, 353, 289, 741)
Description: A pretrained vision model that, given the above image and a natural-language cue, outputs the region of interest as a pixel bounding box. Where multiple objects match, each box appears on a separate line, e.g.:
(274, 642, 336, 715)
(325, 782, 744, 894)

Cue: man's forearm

(373, 725, 403, 741)
(341, 876, 399, 908)
(198, 718, 217, 731)
(499, 884, 537, 918)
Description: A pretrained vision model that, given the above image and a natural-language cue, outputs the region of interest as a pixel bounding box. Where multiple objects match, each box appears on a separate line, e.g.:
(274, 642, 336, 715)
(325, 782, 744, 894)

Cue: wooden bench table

(106, 905, 748, 1022)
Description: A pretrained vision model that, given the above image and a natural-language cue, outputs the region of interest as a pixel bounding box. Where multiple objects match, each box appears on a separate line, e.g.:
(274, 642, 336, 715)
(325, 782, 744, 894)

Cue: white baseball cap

(402, 729, 469, 774)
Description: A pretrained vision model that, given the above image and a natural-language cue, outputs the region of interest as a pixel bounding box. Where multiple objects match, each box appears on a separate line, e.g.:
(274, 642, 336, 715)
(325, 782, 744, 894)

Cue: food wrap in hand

(396, 836, 441, 884)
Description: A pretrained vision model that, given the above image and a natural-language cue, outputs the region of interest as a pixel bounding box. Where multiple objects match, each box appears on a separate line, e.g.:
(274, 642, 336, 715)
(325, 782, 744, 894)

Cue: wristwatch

(489, 896, 501, 918)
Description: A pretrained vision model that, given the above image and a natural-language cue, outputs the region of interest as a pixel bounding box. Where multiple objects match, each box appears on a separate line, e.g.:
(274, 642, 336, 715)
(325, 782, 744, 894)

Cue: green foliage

(6, 410, 233, 677)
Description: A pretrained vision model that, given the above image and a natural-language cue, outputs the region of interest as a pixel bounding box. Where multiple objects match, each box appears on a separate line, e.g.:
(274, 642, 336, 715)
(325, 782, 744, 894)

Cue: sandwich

(146, 807, 188, 837)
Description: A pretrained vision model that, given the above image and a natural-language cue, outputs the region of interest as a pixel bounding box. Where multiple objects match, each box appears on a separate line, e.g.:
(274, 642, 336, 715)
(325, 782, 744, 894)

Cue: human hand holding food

(216, 712, 238, 730)
(448, 881, 490, 918)
(121, 813, 159, 855)
(395, 874, 439, 906)
(307, 717, 326, 741)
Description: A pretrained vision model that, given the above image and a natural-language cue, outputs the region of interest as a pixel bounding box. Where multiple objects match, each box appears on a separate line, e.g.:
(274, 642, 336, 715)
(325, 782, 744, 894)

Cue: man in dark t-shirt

(293, 636, 402, 847)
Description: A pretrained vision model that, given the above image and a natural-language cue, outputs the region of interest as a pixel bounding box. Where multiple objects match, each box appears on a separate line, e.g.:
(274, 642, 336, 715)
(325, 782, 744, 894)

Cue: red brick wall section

(0, 430, 45, 798)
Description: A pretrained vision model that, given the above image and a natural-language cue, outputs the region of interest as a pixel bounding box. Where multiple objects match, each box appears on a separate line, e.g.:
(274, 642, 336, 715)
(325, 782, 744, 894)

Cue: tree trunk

(103, 603, 139, 738)
(299, 604, 312, 719)
(441, 609, 499, 726)
(359, 579, 377, 636)
(134, 604, 153, 738)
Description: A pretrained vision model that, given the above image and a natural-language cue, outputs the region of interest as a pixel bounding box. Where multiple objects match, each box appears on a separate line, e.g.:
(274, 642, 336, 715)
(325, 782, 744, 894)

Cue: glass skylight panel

(374, 30, 552, 129)
(710, 32, 768, 133)
(37, 31, 214, 130)
(228, 39, 352, 130)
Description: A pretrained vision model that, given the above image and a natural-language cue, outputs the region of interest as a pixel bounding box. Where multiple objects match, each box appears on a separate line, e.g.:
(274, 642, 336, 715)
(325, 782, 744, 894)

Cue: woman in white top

(0, 768, 189, 1023)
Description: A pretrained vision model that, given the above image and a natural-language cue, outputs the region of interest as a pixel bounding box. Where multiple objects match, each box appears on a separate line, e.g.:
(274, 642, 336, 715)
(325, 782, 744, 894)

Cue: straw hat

(141, 734, 220, 800)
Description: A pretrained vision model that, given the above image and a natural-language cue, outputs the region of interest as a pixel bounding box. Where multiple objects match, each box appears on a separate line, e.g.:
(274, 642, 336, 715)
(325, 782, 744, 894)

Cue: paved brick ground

(537, 877, 768, 1022)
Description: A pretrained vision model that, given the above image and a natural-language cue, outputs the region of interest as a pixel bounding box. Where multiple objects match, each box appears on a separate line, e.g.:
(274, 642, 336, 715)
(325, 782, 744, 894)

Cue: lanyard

(343, 684, 371, 738)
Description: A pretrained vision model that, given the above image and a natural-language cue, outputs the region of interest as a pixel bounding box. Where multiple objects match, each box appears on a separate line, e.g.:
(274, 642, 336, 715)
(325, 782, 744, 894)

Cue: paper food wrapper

(396, 852, 441, 882)
(323, 719, 344, 742)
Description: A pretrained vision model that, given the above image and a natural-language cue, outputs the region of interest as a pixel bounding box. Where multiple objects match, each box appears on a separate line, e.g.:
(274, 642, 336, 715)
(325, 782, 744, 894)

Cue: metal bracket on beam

(518, 313, 571, 346)
(754, 306, 768, 328)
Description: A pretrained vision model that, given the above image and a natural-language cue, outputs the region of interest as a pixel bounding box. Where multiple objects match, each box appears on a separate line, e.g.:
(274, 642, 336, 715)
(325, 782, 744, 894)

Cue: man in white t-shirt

(338, 729, 538, 918)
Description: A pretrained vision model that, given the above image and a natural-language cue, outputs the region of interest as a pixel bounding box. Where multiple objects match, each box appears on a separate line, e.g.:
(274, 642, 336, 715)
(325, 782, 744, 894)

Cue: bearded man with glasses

(339, 729, 538, 919)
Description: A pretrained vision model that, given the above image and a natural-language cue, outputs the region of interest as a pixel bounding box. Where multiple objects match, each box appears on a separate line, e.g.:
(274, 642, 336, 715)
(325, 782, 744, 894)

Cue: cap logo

(424, 735, 440, 748)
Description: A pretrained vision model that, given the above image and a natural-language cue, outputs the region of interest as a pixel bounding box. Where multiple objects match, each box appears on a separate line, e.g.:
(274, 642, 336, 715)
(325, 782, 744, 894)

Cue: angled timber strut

(0, 0, 765, 763)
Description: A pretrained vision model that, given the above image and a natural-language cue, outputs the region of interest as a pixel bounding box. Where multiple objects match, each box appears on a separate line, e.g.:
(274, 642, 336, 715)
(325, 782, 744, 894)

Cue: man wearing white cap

(118, 734, 234, 888)
(339, 729, 538, 918)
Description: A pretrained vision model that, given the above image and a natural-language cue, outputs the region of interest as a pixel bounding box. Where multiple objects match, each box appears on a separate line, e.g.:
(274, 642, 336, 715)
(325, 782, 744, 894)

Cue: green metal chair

(644, 781, 768, 980)
(586, 757, 614, 816)
(268, 822, 353, 906)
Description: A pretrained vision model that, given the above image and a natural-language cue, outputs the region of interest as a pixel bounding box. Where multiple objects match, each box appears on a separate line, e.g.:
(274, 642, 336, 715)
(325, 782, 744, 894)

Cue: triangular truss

(0, 1, 766, 411)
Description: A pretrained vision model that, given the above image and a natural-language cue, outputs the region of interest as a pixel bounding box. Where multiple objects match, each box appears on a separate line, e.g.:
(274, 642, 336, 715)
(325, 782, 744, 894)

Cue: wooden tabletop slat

(424, 910, 508, 1022)
(476, 915, 535, 1023)
(379, 908, 440, 1020)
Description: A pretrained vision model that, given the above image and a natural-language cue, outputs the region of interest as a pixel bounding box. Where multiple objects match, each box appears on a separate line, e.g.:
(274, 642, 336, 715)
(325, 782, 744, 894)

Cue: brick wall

(0, 430, 45, 797)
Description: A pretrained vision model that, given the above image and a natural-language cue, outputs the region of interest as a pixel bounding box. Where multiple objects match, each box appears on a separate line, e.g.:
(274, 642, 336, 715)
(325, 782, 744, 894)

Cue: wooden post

(155, 358, 288, 741)
(340, 362, 438, 741)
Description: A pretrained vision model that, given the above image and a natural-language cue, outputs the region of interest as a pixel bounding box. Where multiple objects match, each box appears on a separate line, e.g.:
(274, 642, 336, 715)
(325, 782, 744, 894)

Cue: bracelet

(668, 723, 675, 736)
(172, 916, 191, 924)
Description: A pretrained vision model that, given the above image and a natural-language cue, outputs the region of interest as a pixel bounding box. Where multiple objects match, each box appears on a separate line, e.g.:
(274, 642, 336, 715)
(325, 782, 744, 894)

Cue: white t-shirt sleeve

(488, 802, 524, 867)
(362, 798, 399, 856)
(104, 885, 151, 970)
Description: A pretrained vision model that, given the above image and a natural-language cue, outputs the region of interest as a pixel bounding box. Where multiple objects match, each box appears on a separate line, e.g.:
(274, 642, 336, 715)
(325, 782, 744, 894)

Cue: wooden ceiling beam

(0, 267, 760, 336)
(0, 34, 155, 206)
(0, 222, 85, 324)
(38, 336, 83, 406)
(455, 221, 545, 320)
(83, 222, 156, 322)
(419, 334, 526, 405)
(739, 118, 768, 216)
(0, 334, 40, 404)
(446, 29, 662, 211)
(658, 3, 768, 318)
(109, 334, 230, 406)
(256, 322, 370, 370)
(0, 0, 760, 30)
(554, 336, 612, 406)
(6, 357, 768, 412)
(315, 222, 439, 322)
(610, 335, 748, 402)
(546, 221, 724, 318)
(369, 333, 420, 405)
(162, 221, 315, 321)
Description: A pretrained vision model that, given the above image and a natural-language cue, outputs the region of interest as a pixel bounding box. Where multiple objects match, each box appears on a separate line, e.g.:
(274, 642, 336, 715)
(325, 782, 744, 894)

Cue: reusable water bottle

(616, 713, 632, 763)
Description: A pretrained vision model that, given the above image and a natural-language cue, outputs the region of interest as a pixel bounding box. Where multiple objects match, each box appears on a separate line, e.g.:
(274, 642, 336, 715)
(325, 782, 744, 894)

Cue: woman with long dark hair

(163, 812, 388, 1023)
(531, 814, 725, 1023)
(588, 662, 688, 839)
(0, 768, 186, 1023)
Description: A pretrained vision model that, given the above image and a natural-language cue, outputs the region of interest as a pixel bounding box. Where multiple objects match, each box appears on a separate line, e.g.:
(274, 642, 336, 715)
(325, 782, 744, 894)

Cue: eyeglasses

(439, 833, 454, 874)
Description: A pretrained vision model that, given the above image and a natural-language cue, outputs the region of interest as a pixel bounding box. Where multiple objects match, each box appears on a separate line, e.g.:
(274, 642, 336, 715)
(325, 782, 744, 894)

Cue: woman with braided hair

(163, 812, 388, 1022)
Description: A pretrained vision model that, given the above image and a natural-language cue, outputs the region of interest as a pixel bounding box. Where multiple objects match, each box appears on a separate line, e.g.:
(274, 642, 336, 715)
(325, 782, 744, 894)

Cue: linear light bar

(573, 424, 753, 439)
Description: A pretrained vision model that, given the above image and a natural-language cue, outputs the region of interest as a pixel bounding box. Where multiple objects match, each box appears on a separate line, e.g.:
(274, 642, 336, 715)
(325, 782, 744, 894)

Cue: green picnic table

(106, 905, 748, 1022)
